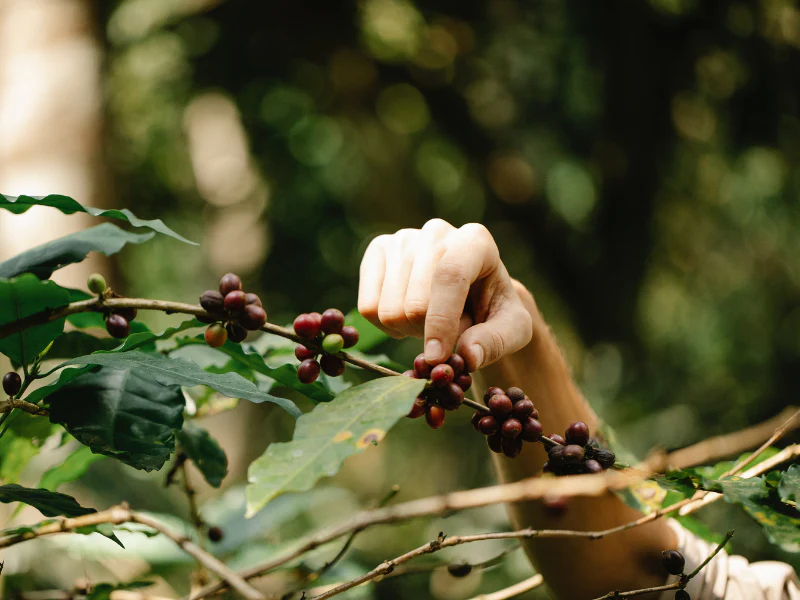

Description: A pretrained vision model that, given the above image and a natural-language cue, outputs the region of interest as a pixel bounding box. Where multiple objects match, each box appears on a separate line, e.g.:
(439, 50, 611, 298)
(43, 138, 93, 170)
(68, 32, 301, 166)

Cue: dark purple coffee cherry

(661, 550, 686, 576)
(674, 590, 690, 600)
(295, 345, 315, 361)
(530, 407, 540, 420)
(594, 449, 616, 469)
(501, 437, 523, 458)
(106, 314, 130, 339)
(488, 394, 513, 417)
(219, 273, 242, 296)
(454, 373, 472, 392)
(408, 396, 428, 419)
(196, 314, 216, 324)
(340, 326, 359, 348)
(563, 445, 585, 464)
(2, 372, 21, 396)
(226, 322, 248, 343)
(471, 411, 483, 431)
(425, 404, 446, 429)
(320, 355, 345, 377)
(200, 290, 225, 313)
(520, 418, 543, 442)
(413, 354, 432, 379)
(114, 307, 137, 322)
(506, 387, 525, 402)
(439, 383, 464, 411)
(483, 386, 504, 404)
(241, 304, 267, 330)
(204, 323, 227, 348)
(297, 359, 321, 384)
(478, 416, 499, 435)
(501, 418, 523, 439)
(548, 434, 566, 446)
(224, 290, 247, 313)
(445, 353, 465, 375)
(565, 421, 590, 447)
(207, 526, 224, 543)
(447, 563, 472, 578)
(245, 293, 262, 306)
(487, 433, 503, 454)
(294, 313, 322, 340)
(547, 445, 567, 468)
(430, 364, 454, 388)
(511, 398, 534, 420)
(585, 437, 601, 450)
(584, 459, 603, 474)
(320, 308, 345, 334)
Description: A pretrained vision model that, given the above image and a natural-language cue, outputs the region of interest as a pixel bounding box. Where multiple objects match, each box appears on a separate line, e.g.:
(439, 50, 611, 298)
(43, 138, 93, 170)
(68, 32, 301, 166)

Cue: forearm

(474, 281, 676, 599)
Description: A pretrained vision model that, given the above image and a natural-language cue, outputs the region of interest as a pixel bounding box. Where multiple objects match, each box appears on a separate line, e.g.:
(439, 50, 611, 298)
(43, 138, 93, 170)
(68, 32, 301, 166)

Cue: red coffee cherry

(445, 354, 465, 376)
(106, 314, 131, 339)
(425, 404, 446, 429)
(402, 369, 418, 378)
(520, 418, 543, 442)
(297, 359, 321, 384)
(661, 550, 686, 576)
(487, 394, 513, 417)
(478, 416, 499, 435)
(511, 398, 534, 419)
(430, 364, 454, 388)
(2, 372, 22, 396)
(245, 293, 262, 306)
(584, 459, 603, 474)
(226, 322, 248, 343)
(204, 323, 227, 348)
(114, 307, 137, 322)
(501, 437, 523, 458)
(294, 313, 322, 339)
(320, 308, 345, 334)
(565, 421, 590, 447)
(320, 355, 345, 377)
(340, 326, 359, 348)
(454, 373, 472, 392)
(506, 387, 525, 402)
(501, 418, 523, 439)
(413, 354, 432, 379)
(219, 273, 242, 296)
(295, 345, 315, 361)
(471, 411, 483, 431)
(530, 407, 540, 420)
(240, 304, 267, 330)
(224, 290, 247, 313)
(483, 386, 504, 404)
(200, 290, 225, 313)
(439, 383, 464, 411)
(547, 434, 566, 446)
(486, 433, 503, 454)
(408, 396, 428, 419)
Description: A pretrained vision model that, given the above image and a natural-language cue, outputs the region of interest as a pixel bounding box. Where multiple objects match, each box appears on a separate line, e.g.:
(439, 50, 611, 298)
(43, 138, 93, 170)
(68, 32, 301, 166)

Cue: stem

(0, 398, 48, 416)
(466, 574, 544, 600)
(180, 459, 209, 586)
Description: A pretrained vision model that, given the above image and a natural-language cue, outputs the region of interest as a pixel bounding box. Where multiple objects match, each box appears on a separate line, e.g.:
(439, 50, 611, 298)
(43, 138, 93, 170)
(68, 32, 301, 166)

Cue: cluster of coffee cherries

(87, 273, 139, 339)
(406, 353, 473, 430)
(661, 550, 689, 599)
(470, 386, 542, 458)
(543, 421, 616, 475)
(199, 273, 267, 347)
(293, 310, 360, 384)
(3, 371, 21, 397)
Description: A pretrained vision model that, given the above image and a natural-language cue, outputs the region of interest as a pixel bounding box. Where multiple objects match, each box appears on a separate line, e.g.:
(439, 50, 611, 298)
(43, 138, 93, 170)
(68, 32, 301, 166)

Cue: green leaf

(0, 223, 154, 280)
(46, 366, 185, 471)
(344, 309, 388, 352)
(24, 366, 97, 405)
(177, 423, 228, 488)
(87, 581, 153, 600)
(60, 350, 301, 418)
(779, 464, 800, 505)
(0, 432, 41, 483)
(0, 194, 196, 245)
(103, 318, 204, 353)
(246, 376, 425, 516)
(0, 483, 95, 517)
(39, 444, 106, 491)
(0, 274, 70, 366)
(45, 331, 120, 359)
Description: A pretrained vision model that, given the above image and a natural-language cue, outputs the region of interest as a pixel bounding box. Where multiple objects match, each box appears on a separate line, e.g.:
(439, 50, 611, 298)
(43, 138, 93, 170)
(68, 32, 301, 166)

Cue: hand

(357, 219, 533, 371)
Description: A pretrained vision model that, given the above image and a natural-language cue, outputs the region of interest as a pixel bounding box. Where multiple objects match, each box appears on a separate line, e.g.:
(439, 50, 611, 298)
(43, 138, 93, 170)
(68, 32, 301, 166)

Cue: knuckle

(434, 261, 467, 286)
(404, 298, 428, 324)
(378, 303, 409, 329)
(422, 218, 453, 234)
(483, 329, 506, 364)
(425, 311, 455, 333)
(358, 300, 379, 322)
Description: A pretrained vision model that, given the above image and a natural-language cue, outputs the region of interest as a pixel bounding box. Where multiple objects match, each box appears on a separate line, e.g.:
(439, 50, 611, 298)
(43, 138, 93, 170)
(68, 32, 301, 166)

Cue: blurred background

(0, 0, 799, 597)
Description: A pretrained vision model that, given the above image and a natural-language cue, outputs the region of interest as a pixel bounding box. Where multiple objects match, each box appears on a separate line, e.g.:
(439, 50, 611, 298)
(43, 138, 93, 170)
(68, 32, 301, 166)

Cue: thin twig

(179, 459, 209, 586)
(466, 574, 544, 600)
(723, 407, 800, 476)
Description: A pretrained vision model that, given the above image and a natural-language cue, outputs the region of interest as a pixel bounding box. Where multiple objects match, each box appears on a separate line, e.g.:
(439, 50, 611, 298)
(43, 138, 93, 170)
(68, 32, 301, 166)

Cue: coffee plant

(0, 195, 798, 600)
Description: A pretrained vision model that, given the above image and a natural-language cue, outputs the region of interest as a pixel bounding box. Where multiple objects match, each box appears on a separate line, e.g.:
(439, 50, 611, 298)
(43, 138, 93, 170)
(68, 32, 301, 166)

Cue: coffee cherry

(219, 273, 242, 296)
(340, 326, 359, 348)
(565, 421, 590, 447)
(2, 372, 21, 396)
(483, 386, 504, 404)
(226, 322, 248, 343)
(114, 307, 138, 322)
(322, 334, 345, 354)
(584, 459, 603, 474)
(548, 434, 566, 446)
(530, 407, 540, 420)
(106, 314, 130, 339)
(425, 404, 446, 429)
(487, 394, 513, 417)
(439, 382, 464, 411)
(487, 433, 503, 454)
(563, 445, 585, 464)
(295, 345, 315, 361)
(245, 293, 262, 306)
(506, 387, 525, 402)
(430, 364, 454, 388)
(585, 437, 601, 449)
(402, 369, 418, 378)
(224, 290, 247, 312)
(297, 359, 321, 384)
(511, 398, 534, 420)
(204, 323, 227, 348)
(320, 308, 345, 334)
(471, 412, 483, 431)
(408, 396, 428, 419)
(196, 315, 216, 324)
(547, 445, 567, 467)
(320, 355, 345, 377)
(294, 313, 322, 340)
(594, 449, 616, 469)
(447, 563, 472, 578)
(445, 354, 465, 376)
(478, 415, 499, 435)
(520, 418, 543, 442)
(240, 305, 267, 330)
(87, 273, 107, 294)
(675, 590, 690, 600)
(413, 354, 432, 379)
(200, 290, 225, 313)
(207, 526, 224, 543)
(501, 437, 523, 458)
(501, 418, 522, 439)
(454, 373, 472, 392)
(661, 550, 686, 576)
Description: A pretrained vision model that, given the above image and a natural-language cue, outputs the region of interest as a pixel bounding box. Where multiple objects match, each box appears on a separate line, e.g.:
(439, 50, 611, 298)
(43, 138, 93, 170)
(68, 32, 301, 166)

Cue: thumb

(455, 302, 532, 372)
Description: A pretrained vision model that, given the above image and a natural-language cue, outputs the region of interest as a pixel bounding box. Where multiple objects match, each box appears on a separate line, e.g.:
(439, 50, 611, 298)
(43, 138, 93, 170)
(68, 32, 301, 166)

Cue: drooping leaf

(60, 350, 301, 418)
(778, 465, 800, 505)
(246, 376, 425, 516)
(0, 274, 70, 366)
(177, 423, 228, 488)
(0, 432, 42, 483)
(0, 483, 95, 517)
(24, 366, 97, 405)
(46, 366, 185, 471)
(0, 194, 196, 245)
(103, 318, 204, 353)
(45, 331, 120, 359)
(0, 223, 154, 280)
(39, 444, 106, 491)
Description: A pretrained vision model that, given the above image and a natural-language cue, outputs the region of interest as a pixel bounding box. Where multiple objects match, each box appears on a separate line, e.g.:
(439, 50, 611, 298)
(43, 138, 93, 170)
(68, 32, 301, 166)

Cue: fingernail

(471, 343, 484, 369)
(424, 339, 442, 362)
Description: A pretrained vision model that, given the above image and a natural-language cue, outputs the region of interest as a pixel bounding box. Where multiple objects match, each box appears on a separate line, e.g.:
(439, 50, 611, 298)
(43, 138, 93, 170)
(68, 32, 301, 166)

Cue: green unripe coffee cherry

(321, 333, 345, 354)
(87, 273, 107, 295)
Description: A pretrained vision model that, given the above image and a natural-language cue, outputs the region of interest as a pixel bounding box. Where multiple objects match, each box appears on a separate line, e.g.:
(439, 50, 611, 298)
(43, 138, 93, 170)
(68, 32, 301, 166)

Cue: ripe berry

(226, 322, 248, 343)
(87, 273, 107, 294)
(675, 591, 690, 600)
(297, 359, 321, 384)
(320, 308, 345, 334)
(530, 407, 540, 420)
(413, 354, 432, 378)
(224, 290, 247, 312)
(520, 418, 543, 442)
(487, 433, 503, 454)
(594, 449, 616, 469)
(425, 404, 446, 429)
(200, 290, 225, 313)
(207, 526, 224, 543)
(506, 387, 525, 402)
(106, 314, 130, 339)
(661, 550, 686, 576)
(471, 412, 483, 431)
(2, 372, 21, 396)
(483, 386, 504, 404)
(245, 293, 262, 306)
(548, 434, 566, 446)
(219, 273, 242, 296)
(294, 313, 322, 340)
(501, 437, 523, 458)
(402, 369, 418, 378)
(204, 323, 227, 348)
(478, 416, 499, 435)
(447, 563, 472, 578)
(439, 383, 464, 411)
(584, 459, 603, 474)
(563, 445, 585, 464)
(487, 394, 513, 417)
(241, 305, 267, 330)
(454, 373, 472, 392)
(114, 307, 137, 322)
(430, 364, 454, 388)
(322, 334, 345, 354)
(320, 355, 345, 377)
(501, 418, 522, 439)
(565, 421, 590, 447)
(340, 326, 359, 348)
(445, 354, 465, 375)
(547, 445, 567, 467)
(408, 396, 428, 419)
(511, 398, 534, 419)
(295, 345, 315, 361)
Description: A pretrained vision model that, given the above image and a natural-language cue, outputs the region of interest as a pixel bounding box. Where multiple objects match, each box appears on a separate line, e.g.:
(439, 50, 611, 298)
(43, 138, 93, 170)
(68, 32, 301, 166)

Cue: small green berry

(322, 333, 345, 354)
(87, 273, 107, 295)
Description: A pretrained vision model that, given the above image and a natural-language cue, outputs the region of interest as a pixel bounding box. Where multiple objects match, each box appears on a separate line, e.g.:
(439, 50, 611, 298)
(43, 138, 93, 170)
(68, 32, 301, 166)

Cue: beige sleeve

(658, 520, 800, 600)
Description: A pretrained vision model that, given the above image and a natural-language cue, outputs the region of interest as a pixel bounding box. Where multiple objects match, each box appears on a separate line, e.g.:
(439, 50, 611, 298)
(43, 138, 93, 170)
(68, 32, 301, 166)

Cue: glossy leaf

(246, 375, 425, 516)
(778, 464, 800, 505)
(177, 423, 228, 488)
(45, 331, 120, 359)
(0, 483, 95, 517)
(39, 444, 106, 491)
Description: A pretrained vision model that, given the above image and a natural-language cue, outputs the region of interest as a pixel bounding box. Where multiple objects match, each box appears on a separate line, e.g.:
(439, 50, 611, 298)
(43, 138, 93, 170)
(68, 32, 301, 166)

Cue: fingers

(376, 230, 419, 338)
(404, 219, 454, 332)
(357, 235, 390, 333)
